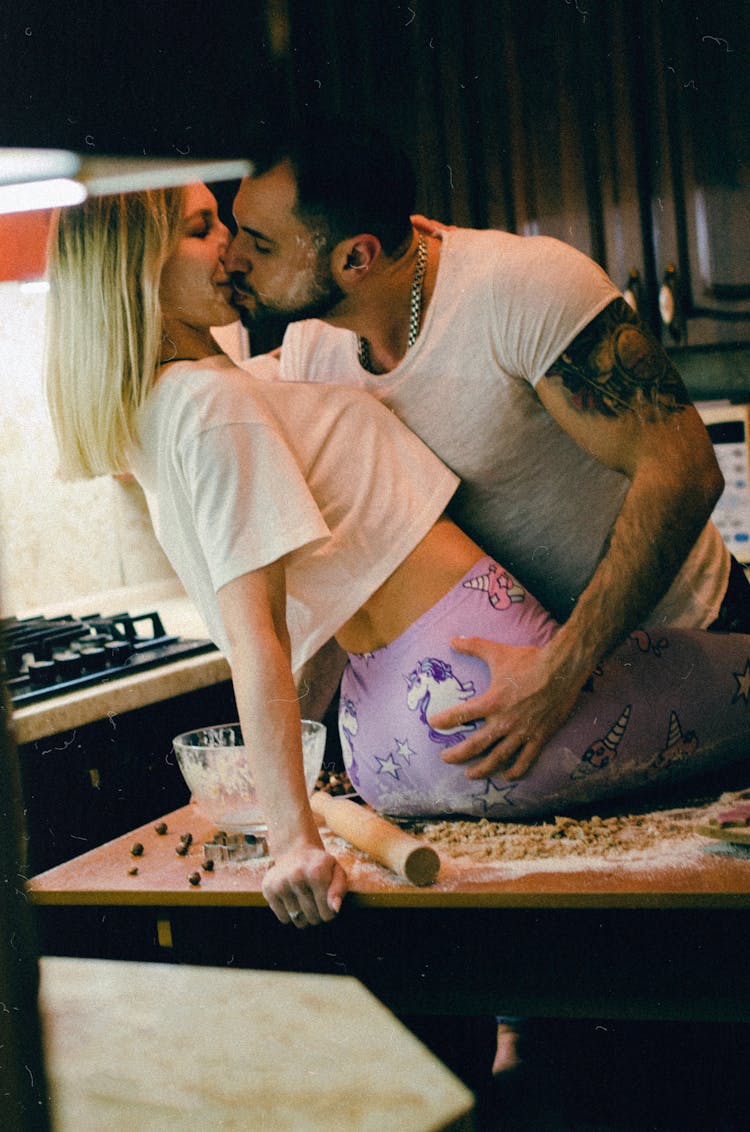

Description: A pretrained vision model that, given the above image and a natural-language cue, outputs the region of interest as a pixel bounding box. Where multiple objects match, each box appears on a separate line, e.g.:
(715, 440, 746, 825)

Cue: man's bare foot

(492, 1021, 522, 1075)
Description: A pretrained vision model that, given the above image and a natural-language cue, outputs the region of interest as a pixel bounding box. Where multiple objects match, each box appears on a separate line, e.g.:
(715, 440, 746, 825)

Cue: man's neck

(326, 232, 438, 375)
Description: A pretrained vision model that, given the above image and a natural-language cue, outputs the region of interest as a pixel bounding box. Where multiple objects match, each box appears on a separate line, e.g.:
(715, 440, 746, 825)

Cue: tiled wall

(0, 282, 137, 613)
(0, 281, 245, 615)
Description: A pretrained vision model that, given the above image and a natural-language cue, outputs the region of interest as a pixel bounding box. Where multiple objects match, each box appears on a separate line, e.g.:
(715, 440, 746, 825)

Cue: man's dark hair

(246, 115, 416, 256)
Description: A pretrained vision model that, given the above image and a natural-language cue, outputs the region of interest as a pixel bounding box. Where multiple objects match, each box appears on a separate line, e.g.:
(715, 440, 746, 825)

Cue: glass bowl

(172, 719, 326, 834)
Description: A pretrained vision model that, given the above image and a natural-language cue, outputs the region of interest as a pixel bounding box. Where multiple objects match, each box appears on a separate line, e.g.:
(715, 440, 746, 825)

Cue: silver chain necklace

(357, 235, 428, 374)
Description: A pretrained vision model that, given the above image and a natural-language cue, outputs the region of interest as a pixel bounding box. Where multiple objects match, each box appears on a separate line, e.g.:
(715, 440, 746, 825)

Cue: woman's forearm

(217, 561, 323, 857)
(231, 634, 323, 855)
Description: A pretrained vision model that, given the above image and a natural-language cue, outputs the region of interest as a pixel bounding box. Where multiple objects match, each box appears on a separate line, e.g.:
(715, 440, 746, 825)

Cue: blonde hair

(44, 187, 185, 479)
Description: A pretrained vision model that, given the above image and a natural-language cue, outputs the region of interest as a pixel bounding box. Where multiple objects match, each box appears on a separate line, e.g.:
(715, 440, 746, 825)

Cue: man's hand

(262, 844, 347, 929)
(429, 638, 582, 780)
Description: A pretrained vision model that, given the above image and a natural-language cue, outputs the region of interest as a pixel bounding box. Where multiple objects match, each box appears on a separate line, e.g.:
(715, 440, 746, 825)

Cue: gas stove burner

(1, 609, 218, 707)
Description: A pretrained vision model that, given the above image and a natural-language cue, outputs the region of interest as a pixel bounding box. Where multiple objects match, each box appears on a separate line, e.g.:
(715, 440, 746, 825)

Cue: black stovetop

(1, 610, 217, 707)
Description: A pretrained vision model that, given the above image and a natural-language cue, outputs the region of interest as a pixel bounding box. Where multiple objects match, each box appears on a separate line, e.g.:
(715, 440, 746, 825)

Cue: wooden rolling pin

(310, 791, 441, 886)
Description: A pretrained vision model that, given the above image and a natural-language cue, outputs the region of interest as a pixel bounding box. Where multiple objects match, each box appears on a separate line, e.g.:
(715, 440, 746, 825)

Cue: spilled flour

(323, 787, 750, 888)
(412, 808, 711, 871)
(233, 787, 750, 888)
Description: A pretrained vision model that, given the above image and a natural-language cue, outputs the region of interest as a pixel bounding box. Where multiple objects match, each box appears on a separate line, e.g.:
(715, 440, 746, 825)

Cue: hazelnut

(130, 842, 144, 857)
(154, 822, 168, 835)
(188, 871, 201, 886)
(201, 859, 215, 871)
(127, 866, 139, 876)
(180, 832, 193, 847)
(175, 842, 190, 856)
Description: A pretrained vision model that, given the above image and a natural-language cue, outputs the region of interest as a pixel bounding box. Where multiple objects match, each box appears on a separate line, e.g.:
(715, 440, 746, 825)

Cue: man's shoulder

(444, 226, 518, 254)
(446, 226, 599, 267)
(445, 229, 618, 317)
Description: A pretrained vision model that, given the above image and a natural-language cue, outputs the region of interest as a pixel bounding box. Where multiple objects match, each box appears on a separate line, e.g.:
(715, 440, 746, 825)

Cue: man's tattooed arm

(546, 297, 690, 419)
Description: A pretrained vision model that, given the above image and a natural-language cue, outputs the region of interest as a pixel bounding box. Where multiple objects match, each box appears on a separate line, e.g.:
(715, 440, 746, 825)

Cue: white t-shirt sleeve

(179, 419, 331, 593)
(490, 235, 620, 386)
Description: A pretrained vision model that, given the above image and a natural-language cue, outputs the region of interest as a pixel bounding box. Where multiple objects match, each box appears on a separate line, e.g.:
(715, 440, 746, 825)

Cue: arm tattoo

(546, 298, 690, 419)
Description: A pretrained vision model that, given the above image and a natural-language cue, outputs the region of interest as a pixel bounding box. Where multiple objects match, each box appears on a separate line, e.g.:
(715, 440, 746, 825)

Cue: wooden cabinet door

(640, 0, 750, 346)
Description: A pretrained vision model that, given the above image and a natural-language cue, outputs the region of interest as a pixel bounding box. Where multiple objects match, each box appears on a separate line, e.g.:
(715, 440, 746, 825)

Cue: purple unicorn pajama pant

(339, 557, 750, 819)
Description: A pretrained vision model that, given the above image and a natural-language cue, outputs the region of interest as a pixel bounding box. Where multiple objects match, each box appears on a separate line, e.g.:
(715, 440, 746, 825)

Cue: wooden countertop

(39, 956, 475, 1131)
(26, 802, 750, 910)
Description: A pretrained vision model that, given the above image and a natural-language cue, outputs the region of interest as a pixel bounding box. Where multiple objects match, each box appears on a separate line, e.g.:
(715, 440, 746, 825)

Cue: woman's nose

(217, 223, 231, 256)
(222, 234, 239, 271)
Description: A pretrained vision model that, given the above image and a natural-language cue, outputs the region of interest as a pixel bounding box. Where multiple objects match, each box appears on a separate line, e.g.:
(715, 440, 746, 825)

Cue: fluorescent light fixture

(78, 156, 252, 195)
(0, 178, 87, 215)
(0, 148, 251, 215)
(0, 148, 81, 186)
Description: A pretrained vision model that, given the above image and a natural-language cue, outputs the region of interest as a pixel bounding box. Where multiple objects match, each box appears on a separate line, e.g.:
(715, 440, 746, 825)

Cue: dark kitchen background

(2, 5, 750, 1127)
(2, 0, 749, 865)
(1, 0, 749, 849)
(1, 0, 749, 356)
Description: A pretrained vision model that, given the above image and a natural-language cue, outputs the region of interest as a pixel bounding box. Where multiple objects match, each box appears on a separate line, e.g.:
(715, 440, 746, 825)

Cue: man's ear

(333, 235, 381, 285)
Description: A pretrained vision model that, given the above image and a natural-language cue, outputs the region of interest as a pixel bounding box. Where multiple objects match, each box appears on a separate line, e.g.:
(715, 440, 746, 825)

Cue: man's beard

(232, 265, 346, 328)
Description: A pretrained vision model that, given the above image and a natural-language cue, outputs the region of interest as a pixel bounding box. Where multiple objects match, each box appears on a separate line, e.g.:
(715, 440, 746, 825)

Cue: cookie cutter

(203, 830, 269, 864)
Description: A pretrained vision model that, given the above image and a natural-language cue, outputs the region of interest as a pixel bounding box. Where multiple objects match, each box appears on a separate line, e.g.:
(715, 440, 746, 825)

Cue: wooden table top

(38, 956, 474, 1131)
(26, 802, 750, 910)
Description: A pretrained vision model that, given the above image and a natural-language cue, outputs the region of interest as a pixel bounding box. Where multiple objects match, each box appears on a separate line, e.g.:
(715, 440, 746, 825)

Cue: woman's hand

(262, 844, 348, 929)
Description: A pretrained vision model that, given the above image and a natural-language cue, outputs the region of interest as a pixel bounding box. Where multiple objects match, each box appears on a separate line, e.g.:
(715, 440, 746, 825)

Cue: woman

(45, 184, 750, 932)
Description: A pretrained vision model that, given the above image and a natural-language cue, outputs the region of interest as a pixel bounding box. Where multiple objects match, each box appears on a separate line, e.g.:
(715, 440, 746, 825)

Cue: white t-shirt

(281, 228, 729, 627)
(130, 354, 458, 668)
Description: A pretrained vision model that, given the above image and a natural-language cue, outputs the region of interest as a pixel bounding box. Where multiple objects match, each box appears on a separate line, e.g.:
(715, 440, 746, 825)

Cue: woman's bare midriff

(335, 516, 485, 654)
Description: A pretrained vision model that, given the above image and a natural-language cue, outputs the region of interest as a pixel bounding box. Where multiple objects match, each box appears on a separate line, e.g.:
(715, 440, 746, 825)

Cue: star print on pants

(375, 753, 401, 778)
(393, 739, 416, 764)
(480, 777, 517, 811)
(732, 660, 750, 705)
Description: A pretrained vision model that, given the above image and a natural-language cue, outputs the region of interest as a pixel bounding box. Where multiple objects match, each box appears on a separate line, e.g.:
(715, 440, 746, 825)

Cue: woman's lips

(212, 280, 239, 305)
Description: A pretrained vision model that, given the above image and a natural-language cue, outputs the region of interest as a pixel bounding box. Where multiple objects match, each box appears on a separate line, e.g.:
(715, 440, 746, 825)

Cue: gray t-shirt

(281, 228, 727, 627)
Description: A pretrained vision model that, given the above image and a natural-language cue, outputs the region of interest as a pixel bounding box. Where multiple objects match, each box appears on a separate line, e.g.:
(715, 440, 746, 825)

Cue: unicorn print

(463, 563, 525, 610)
(571, 705, 632, 778)
(405, 656, 479, 746)
(630, 629, 669, 657)
(645, 711, 698, 779)
(339, 697, 361, 788)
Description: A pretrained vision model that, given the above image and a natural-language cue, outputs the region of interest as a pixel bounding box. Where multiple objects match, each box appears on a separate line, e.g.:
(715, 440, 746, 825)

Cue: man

(224, 115, 747, 784)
